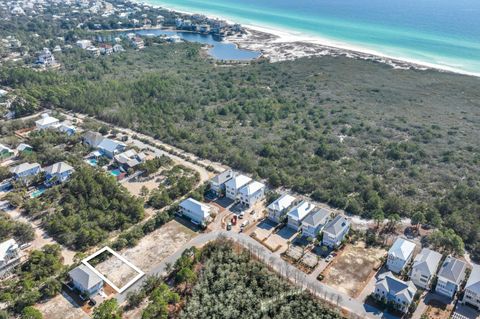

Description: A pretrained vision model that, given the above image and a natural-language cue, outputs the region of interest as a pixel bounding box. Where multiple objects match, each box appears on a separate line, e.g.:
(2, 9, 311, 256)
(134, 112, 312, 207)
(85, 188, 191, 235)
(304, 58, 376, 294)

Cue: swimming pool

(110, 169, 122, 177)
(87, 158, 98, 166)
(31, 187, 46, 198)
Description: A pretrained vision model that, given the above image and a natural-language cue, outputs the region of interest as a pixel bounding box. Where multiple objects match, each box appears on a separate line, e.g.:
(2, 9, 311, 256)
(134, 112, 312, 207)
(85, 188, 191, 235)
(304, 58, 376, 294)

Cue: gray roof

(287, 201, 315, 221)
(211, 169, 235, 185)
(465, 265, 480, 294)
(97, 138, 125, 153)
(44, 162, 74, 175)
(68, 264, 103, 290)
(438, 256, 467, 284)
(83, 131, 104, 148)
(412, 248, 442, 277)
(389, 238, 416, 261)
(377, 271, 417, 303)
(302, 208, 330, 227)
(323, 215, 349, 236)
(9, 162, 41, 174)
(267, 194, 296, 212)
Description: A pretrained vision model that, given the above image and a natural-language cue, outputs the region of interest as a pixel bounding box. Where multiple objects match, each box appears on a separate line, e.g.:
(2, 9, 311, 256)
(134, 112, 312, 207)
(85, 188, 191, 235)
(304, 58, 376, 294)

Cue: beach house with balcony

(68, 264, 104, 298)
(9, 162, 41, 181)
(179, 198, 212, 226)
(267, 194, 296, 223)
(301, 208, 331, 239)
(209, 169, 235, 196)
(373, 272, 417, 313)
(286, 201, 315, 231)
(435, 256, 467, 298)
(410, 248, 442, 289)
(44, 161, 75, 186)
(387, 238, 416, 274)
(225, 174, 251, 200)
(238, 181, 265, 208)
(462, 265, 480, 310)
(322, 215, 350, 248)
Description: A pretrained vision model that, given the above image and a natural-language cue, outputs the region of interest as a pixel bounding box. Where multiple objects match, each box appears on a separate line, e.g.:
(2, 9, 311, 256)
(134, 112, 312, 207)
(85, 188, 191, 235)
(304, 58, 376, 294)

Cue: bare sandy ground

(97, 220, 196, 280)
(95, 254, 139, 290)
(323, 242, 386, 297)
(36, 292, 88, 319)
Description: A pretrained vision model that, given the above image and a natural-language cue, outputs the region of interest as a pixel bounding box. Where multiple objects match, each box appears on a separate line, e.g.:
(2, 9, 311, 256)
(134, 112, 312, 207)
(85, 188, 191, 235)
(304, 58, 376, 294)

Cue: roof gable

(302, 208, 330, 227)
(438, 256, 467, 284)
(68, 264, 103, 290)
(388, 238, 416, 261)
(323, 215, 349, 236)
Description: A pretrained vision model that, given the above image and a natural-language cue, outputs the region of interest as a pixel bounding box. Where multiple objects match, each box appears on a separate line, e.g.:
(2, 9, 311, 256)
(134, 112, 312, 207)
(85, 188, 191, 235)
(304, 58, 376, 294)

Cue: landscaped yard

(321, 242, 386, 297)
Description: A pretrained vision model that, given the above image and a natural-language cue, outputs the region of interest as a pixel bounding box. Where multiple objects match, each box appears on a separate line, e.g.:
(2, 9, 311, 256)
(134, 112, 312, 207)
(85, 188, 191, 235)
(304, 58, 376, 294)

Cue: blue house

(9, 162, 42, 181)
(68, 264, 104, 298)
(97, 138, 126, 158)
(44, 162, 75, 186)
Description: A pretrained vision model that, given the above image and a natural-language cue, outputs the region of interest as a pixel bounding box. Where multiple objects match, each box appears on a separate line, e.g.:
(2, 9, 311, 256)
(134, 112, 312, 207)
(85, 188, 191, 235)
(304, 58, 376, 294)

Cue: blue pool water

(87, 158, 98, 166)
(135, 29, 261, 60)
(110, 169, 122, 177)
(31, 187, 46, 198)
(146, 0, 480, 76)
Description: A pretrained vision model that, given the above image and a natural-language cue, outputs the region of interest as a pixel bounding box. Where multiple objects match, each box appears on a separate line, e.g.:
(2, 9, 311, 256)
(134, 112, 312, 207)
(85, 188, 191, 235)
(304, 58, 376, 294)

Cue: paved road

(116, 230, 388, 319)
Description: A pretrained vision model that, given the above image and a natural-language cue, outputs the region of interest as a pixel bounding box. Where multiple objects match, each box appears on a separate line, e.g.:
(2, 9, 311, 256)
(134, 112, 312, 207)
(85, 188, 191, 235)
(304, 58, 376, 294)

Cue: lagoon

(135, 29, 261, 61)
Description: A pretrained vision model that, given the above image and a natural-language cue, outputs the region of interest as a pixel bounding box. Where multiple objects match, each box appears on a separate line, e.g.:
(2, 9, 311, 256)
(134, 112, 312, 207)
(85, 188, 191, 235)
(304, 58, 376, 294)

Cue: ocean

(143, 0, 480, 76)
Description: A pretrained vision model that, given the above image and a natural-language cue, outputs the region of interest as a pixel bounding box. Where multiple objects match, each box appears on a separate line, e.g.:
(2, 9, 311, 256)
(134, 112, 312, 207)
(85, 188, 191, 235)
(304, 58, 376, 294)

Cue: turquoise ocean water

(144, 0, 480, 76)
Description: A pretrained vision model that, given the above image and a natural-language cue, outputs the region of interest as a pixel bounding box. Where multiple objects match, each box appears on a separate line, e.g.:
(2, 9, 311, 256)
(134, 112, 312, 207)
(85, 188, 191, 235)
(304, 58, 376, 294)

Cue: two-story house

(301, 208, 330, 239)
(374, 272, 417, 313)
(238, 181, 265, 208)
(267, 194, 296, 223)
(286, 201, 315, 231)
(114, 149, 147, 169)
(44, 162, 75, 186)
(0, 239, 21, 274)
(9, 162, 42, 181)
(435, 256, 467, 298)
(410, 248, 442, 289)
(179, 198, 212, 226)
(97, 138, 127, 158)
(225, 174, 252, 200)
(387, 238, 416, 274)
(35, 113, 59, 130)
(68, 264, 104, 298)
(209, 170, 236, 197)
(463, 265, 480, 310)
(322, 215, 350, 248)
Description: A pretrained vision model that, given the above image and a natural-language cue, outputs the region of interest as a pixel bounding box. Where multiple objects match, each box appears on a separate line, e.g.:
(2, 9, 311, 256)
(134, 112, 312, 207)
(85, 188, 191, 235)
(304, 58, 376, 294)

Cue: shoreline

(136, 0, 480, 78)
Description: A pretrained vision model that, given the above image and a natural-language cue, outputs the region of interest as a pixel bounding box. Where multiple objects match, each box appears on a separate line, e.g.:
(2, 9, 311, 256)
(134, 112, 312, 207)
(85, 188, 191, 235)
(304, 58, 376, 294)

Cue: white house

(267, 194, 296, 223)
(76, 39, 92, 49)
(322, 215, 350, 248)
(410, 248, 442, 289)
(36, 47, 56, 67)
(435, 256, 467, 298)
(286, 201, 315, 231)
(463, 265, 480, 310)
(179, 198, 212, 226)
(9, 162, 42, 181)
(301, 208, 330, 239)
(210, 169, 235, 196)
(44, 162, 75, 185)
(0, 239, 21, 272)
(68, 264, 104, 297)
(0, 144, 14, 160)
(387, 238, 416, 274)
(225, 174, 251, 200)
(238, 181, 265, 208)
(373, 272, 417, 313)
(35, 113, 60, 130)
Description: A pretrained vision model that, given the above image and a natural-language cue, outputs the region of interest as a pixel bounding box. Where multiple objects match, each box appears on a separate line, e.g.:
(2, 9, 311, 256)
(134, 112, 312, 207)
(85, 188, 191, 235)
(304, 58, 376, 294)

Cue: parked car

(88, 299, 96, 307)
(227, 222, 232, 231)
(239, 212, 244, 219)
(325, 254, 334, 263)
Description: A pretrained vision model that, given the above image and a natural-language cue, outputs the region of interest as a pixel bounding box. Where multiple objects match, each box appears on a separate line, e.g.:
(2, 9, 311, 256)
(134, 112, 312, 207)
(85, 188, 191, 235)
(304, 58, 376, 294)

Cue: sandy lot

(322, 242, 385, 297)
(109, 220, 196, 274)
(36, 292, 88, 319)
(122, 174, 163, 197)
(264, 226, 298, 253)
(95, 253, 139, 290)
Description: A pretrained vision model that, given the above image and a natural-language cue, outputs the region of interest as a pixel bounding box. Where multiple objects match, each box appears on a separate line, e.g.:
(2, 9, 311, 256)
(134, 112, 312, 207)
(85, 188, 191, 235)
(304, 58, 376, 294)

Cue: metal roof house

(322, 215, 350, 248)
(97, 138, 127, 158)
(462, 265, 480, 310)
(179, 198, 212, 226)
(410, 248, 442, 289)
(267, 194, 296, 223)
(238, 180, 265, 208)
(301, 208, 331, 239)
(68, 264, 104, 297)
(35, 113, 59, 130)
(286, 201, 315, 231)
(9, 162, 41, 181)
(387, 238, 416, 274)
(225, 174, 252, 200)
(114, 149, 146, 169)
(0, 239, 21, 274)
(374, 271, 417, 313)
(209, 169, 236, 196)
(44, 161, 75, 185)
(435, 255, 467, 298)
(83, 131, 105, 148)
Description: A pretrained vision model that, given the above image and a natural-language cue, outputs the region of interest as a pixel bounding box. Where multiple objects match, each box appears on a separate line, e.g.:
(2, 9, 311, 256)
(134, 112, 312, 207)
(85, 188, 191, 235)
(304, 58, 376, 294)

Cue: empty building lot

(321, 242, 386, 297)
(113, 220, 197, 272)
(36, 292, 89, 319)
